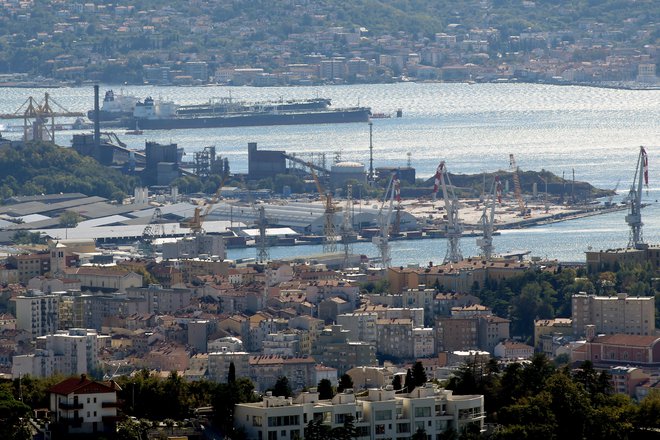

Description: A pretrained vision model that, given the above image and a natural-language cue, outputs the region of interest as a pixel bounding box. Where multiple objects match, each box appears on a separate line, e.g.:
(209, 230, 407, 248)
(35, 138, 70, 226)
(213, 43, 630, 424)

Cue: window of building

(375, 410, 392, 421)
(375, 424, 385, 435)
(414, 406, 431, 417)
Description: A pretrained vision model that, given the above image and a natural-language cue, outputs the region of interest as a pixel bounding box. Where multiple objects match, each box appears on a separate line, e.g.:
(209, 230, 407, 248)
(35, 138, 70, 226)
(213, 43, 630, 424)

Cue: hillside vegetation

(0, 143, 139, 202)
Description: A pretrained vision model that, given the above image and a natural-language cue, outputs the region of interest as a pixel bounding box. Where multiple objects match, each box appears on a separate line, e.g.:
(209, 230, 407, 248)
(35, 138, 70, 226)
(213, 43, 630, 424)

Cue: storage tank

(330, 161, 366, 188)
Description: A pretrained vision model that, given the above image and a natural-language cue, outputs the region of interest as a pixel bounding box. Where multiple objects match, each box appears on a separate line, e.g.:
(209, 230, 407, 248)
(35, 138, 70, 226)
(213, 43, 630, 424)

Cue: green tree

(404, 368, 415, 393)
(392, 375, 402, 391)
(412, 427, 427, 440)
(272, 376, 292, 398)
(318, 378, 334, 400)
(228, 361, 236, 384)
(412, 361, 428, 387)
(337, 374, 353, 393)
(0, 388, 32, 440)
(59, 210, 81, 228)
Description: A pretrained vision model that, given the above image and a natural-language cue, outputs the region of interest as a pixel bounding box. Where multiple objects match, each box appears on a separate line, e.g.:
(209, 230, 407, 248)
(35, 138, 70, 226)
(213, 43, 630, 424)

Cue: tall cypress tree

(404, 368, 415, 393)
(412, 361, 428, 387)
(228, 361, 236, 383)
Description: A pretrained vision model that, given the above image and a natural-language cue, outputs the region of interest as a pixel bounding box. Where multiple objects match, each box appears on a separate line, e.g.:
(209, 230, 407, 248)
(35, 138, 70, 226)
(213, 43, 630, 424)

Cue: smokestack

(94, 85, 101, 147)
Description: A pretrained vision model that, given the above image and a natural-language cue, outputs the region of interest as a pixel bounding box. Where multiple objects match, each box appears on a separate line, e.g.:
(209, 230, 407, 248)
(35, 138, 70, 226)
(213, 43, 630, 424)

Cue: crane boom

(434, 161, 463, 264)
(180, 175, 228, 234)
(626, 146, 648, 249)
(476, 177, 501, 260)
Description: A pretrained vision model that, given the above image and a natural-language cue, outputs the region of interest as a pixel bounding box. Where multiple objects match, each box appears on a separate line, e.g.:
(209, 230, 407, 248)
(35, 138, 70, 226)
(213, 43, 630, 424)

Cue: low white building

(234, 384, 484, 440)
(48, 375, 121, 436)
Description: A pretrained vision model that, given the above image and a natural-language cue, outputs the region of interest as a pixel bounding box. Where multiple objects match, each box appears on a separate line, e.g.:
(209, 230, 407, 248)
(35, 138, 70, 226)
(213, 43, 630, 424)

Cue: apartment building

(337, 312, 378, 344)
(12, 328, 107, 378)
(48, 375, 121, 436)
(14, 290, 59, 338)
(208, 350, 249, 382)
(234, 384, 484, 440)
(572, 292, 655, 336)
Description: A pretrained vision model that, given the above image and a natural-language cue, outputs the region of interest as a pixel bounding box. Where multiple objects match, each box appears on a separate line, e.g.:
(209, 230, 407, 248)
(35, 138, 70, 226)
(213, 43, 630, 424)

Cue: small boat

(370, 112, 391, 119)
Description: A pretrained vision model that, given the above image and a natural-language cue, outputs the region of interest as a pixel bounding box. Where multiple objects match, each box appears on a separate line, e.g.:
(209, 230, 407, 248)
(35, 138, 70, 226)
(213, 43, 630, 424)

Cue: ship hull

(125, 107, 371, 130)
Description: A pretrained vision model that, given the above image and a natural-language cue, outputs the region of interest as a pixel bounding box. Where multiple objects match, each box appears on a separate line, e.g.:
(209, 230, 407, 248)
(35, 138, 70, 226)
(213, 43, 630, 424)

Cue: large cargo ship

(89, 90, 332, 123)
(123, 96, 371, 130)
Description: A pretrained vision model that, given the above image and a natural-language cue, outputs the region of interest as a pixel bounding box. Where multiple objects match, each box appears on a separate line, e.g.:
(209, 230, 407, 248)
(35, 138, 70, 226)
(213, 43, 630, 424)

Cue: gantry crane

(626, 146, 648, 249)
(373, 173, 398, 268)
(0, 93, 83, 143)
(308, 163, 338, 253)
(433, 161, 463, 264)
(240, 177, 271, 264)
(476, 177, 502, 260)
(141, 208, 165, 257)
(509, 154, 529, 217)
(340, 184, 354, 269)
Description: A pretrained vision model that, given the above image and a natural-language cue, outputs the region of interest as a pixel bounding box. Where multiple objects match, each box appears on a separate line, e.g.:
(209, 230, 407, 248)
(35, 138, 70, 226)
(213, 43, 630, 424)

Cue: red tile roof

(48, 375, 119, 395)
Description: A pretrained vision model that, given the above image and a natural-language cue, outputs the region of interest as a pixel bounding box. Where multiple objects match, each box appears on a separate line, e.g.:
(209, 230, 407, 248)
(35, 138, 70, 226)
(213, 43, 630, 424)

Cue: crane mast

(373, 173, 398, 268)
(308, 164, 338, 254)
(434, 162, 463, 264)
(509, 154, 528, 217)
(626, 146, 648, 249)
(476, 177, 502, 260)
(340, 184, 354, 269)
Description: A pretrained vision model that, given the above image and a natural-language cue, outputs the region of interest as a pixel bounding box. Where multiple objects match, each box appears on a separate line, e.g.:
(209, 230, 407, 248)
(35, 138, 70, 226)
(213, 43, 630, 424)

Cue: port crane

(509, 154, 529, 217)
(180, 176, 228, 235)
(141, 208, 165, 257)
(626, 146, 648, 249)
(373, 173, 399, 268)
(340, 184, 355, 269)
(476, 177, 502, 260)
(308, 164, 338, 254)
(240, 177, 272, 264)
(433, 161, 463, 264)
(0, 93, 83, 143)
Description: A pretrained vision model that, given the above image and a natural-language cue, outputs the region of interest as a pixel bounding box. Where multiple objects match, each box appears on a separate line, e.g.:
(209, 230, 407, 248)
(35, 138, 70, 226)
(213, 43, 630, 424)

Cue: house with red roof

(48, 374, 121, 436)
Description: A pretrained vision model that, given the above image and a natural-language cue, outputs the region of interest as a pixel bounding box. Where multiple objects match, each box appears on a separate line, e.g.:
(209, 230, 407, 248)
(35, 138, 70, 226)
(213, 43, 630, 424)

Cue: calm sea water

(1, 83, 658, 265)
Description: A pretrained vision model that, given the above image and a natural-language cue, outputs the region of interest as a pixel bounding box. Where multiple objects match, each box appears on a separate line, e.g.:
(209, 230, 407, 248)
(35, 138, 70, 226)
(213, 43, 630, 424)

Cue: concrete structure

(249, 355, 317, 392)
(435, 318, 478, 353)
(234, 385, 484, 440)
(585, 246, 660, 274)
(336, 312, 378, 344)
(12, 329, 107, 378)
(534, 318, 573, 350)
(572, 292, 655, 337)
(126, 285, 193, 314)
(313, 325, 377, 374)
(14, 290, 59, 338)
(247, 142, 286, 180)
(64, 267, 143, 292)
(413, 327, 435, 358)
(48, 375, 120, 436)
(376, 318, 414, 360)
(494, 340, 535, 360)
(7, 253, 51, 283)
(330, 161, 367, 188)
(582, 334, 660, 367)
(208, 351, 249, 382)
(162, 234, 226, 260)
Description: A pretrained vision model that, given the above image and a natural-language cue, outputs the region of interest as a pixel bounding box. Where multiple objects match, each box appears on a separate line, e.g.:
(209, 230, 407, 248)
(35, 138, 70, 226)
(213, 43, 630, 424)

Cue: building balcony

(61, 416, 84, 427)
(101, 401, 120, 408)
(59, 402, 83, 410)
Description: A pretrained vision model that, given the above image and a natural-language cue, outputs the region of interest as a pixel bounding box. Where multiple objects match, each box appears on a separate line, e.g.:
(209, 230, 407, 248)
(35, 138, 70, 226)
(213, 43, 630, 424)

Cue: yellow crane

(180, 176, 228, 234)
(0, 93, 83, 143)
(509, 154, 529, 217)
(308, 164, 339, 253)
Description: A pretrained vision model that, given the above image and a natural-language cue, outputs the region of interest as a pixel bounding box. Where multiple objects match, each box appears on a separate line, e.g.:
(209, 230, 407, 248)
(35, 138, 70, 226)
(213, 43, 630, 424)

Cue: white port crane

(433, 161, 463, 264)
(476, 176, 502, 260)
(373, 173, 399, 268)
(626, 146, 648, 249)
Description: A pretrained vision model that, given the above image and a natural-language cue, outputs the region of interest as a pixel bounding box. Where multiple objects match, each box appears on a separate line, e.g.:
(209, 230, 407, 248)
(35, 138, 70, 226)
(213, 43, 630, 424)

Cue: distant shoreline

(0, 79, 657, 92)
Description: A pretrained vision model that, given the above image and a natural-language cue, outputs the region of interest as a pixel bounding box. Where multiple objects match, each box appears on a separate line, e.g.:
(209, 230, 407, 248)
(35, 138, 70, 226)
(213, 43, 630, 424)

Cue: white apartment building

(14, 290, 59, 338)
(572, 292, 655, 336)
(12, 328, 107, 378)
(234, 384, 484, 440)
(48, 375, 121, 436)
